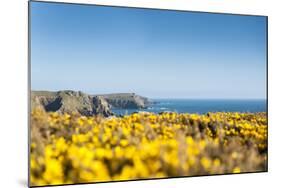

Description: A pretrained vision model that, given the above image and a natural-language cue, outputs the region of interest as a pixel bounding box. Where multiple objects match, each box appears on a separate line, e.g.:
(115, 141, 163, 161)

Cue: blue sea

(112, 99, 267, 116)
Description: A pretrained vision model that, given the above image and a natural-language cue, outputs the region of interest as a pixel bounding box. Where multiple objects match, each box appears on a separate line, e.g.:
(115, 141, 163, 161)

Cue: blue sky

(30, 2, 267, 99)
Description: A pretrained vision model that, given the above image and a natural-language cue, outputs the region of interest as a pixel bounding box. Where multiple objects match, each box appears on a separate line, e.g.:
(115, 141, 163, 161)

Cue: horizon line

(30, 89, 266, 100)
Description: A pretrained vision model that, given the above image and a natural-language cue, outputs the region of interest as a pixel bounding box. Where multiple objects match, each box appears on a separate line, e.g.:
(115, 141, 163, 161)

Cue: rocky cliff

(31, 90, 112, 117)
(98, 93, 152, 109)
(31, 90, 151, 117)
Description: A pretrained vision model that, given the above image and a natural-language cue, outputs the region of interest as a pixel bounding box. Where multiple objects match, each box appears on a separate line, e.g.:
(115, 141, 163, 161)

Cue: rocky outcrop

(92, 96, 112, 117)
(31, 91, 152, 116)
(31, 90, 112, 117)
(99, 93, 152, 109)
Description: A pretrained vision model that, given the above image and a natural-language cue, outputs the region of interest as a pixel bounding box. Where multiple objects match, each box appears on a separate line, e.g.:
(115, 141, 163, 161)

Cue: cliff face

(100, 93, 151, 109)
(31, 90, 112, 117)
(31, 91, 151, 116)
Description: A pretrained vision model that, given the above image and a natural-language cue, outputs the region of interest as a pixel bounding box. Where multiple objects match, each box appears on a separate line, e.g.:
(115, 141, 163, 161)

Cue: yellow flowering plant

(30, 109, 267, 186)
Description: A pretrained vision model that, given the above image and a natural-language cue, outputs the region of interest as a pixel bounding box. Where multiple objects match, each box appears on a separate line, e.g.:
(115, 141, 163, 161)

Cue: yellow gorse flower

(30, 110, 267, 186)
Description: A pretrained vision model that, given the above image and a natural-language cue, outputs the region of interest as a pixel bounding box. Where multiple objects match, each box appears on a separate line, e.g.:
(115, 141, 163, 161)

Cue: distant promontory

(31, 90, 152, 117)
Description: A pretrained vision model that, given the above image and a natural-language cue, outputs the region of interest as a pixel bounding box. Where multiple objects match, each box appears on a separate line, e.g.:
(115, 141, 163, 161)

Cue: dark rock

(92, 96, 113, 117)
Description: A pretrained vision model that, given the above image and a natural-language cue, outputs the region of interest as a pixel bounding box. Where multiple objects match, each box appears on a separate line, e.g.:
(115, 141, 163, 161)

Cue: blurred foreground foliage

(30, 110, 267, 186)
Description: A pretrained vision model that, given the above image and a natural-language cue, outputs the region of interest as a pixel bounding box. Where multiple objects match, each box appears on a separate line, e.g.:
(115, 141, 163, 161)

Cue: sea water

(111, 99, 267, 116)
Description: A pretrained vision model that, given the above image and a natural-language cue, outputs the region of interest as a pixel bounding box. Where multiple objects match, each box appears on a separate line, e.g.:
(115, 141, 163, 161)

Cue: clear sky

(30, 1, 267, 99)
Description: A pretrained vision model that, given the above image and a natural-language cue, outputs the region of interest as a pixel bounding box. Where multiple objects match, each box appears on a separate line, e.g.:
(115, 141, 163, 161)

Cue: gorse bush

(30, 109, 267, 186)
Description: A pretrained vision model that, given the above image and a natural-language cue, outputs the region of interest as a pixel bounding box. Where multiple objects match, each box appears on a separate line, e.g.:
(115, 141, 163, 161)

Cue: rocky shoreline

(31, 90, 152, 117)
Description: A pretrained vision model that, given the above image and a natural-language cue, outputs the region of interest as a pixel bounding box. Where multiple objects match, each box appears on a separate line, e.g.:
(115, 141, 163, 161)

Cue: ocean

(111, 99, 267, 115)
